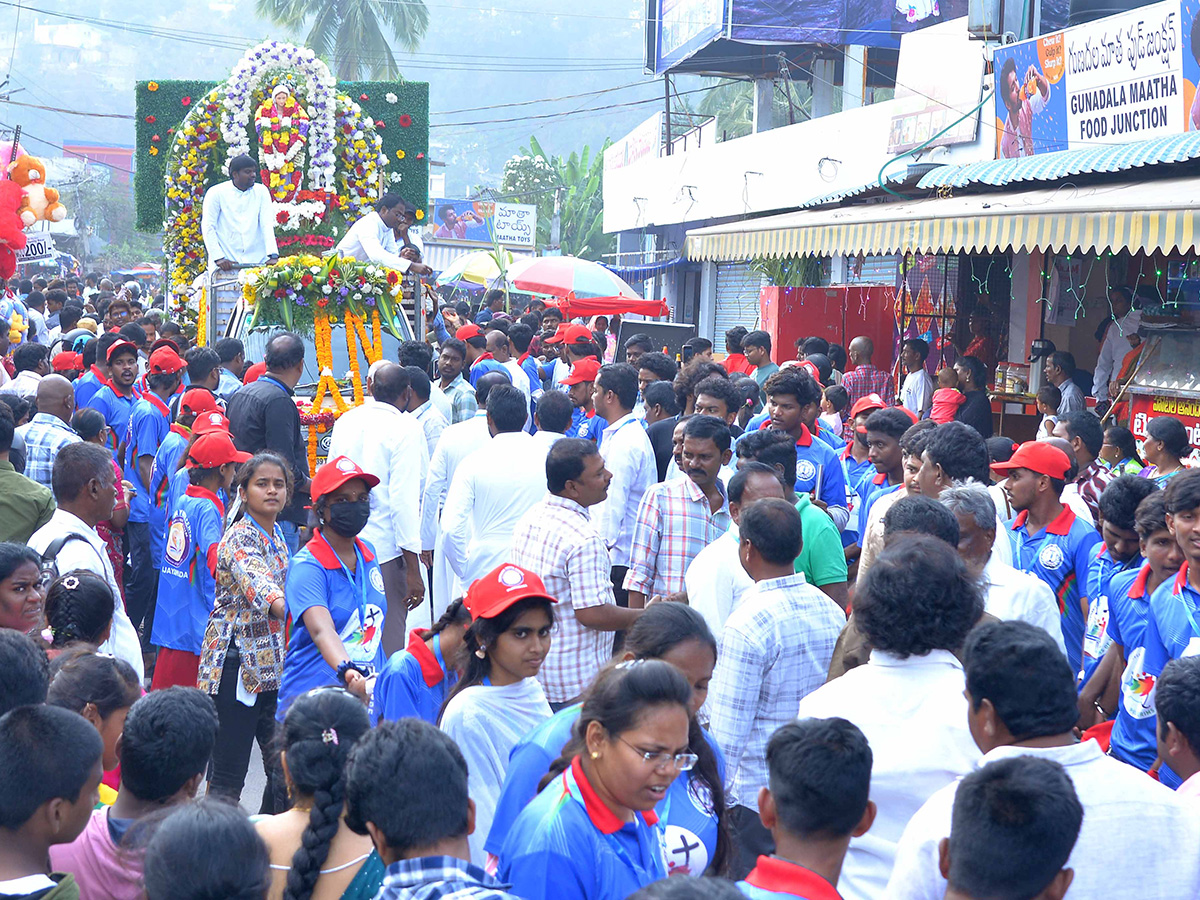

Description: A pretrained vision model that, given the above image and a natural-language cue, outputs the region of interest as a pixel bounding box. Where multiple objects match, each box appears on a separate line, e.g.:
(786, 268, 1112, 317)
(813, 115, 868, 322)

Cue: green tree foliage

(500, 136, 614, 261)
(255, 0, 430, 80)
(698, 77, 817, 141)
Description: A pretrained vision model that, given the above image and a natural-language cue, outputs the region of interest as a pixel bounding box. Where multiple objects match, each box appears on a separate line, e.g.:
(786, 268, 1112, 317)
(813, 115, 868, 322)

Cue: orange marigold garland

(345, 309, 364, 406)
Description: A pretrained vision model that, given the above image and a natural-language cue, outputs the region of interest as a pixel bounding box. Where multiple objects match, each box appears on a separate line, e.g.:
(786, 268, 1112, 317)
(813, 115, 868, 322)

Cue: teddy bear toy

(7, 155, 67, 226)
(0, 179, 28, 281)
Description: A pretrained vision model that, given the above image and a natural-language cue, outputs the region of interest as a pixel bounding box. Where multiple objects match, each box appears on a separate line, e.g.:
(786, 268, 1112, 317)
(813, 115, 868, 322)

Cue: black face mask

(326, 498, 371, 538)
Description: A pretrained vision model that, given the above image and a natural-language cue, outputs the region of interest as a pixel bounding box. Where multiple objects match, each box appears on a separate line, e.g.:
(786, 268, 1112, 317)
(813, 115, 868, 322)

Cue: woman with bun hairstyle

(438, 563, 555, 866)
(497, 659, 694, 900)
(43, 570, 115, 659)
(255, 687, 382, 900)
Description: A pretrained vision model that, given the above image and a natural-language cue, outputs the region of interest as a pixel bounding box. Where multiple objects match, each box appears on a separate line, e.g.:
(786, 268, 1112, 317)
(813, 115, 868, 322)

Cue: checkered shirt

(376, 857, 522, 900)
(511, 494, 615, 703)
(19, 413, 82, 489)
(841, 364, 896, 437)
(623, 476, 731, 598)
(442, 373, 478, 424)
(1076, 458, 1113, 524)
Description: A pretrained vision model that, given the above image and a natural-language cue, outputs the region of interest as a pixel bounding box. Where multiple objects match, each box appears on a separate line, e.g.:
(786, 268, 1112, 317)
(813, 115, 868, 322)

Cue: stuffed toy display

(0, 179, 29, 281)
(8, 155, 67, 226)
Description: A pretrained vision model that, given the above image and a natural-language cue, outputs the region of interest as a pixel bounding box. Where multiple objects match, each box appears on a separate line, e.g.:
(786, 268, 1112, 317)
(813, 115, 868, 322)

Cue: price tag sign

(16, 233, 55, 263)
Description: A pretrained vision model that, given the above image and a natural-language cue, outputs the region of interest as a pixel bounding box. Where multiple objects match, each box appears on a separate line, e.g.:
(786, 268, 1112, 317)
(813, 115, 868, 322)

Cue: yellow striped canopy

(685, 177, 1200, 261)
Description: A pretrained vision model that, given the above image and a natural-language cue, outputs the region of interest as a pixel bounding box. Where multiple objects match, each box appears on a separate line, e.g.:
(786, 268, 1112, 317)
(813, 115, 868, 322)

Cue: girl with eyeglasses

(497, 658, 694, 900)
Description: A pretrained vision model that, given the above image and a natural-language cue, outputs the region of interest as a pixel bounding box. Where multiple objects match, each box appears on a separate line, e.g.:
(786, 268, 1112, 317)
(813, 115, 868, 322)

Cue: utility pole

(663, 74, 672, 155)
(548, 186, 563, 257)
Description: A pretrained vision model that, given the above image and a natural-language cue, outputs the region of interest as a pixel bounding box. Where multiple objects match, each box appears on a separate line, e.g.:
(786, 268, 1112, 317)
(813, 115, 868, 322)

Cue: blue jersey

(148, 428, 189, 567)
(1081, 545, 1142, 690)
(123, 394, 172, 524)
(87, 383, 141, 461)
(858, 471, 901, 528)
(569, 408, 607, 442)
(74, 366, 108, 409)
(738, 855, 844, 900)
(839, 444, 875, 548)
(518, 354, 543, 396)
(468, 357, 508, 387)
(278, 530, 388, 720)
(1107, 564, 1162, 774)
(486, 704, 724, 877)
(791, 426, 846, 515)
(368, 630, 457, 726)
(1007, 506, 1102, 676)
(150, 486, 225, 654)
(1117, 563, 1200, 787)
(498, 757, 668, 900)
(811, 420, 846, 453)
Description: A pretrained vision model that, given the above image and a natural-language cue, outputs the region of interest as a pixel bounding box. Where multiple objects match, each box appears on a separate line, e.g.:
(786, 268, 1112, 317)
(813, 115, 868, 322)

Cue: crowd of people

(1, 271, 1199, 900)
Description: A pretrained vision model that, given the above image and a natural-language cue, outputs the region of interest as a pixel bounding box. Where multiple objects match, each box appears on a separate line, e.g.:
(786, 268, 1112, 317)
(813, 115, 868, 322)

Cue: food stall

(1123, 324, 1200, 462)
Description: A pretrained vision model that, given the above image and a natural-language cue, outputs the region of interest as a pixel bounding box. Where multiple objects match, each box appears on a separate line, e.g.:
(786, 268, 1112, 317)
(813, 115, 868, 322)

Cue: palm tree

(256, 0, 430, 80)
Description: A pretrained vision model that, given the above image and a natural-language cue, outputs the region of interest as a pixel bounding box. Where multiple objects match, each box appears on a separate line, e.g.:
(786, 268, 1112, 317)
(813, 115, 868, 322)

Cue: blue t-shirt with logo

(148, 428, 189, 567)
(569, 407, 607, 442)
(74, 367, 107, 409)
(87, 383, 141, 462)
(278, 531, 388, 720)
(1107, 564, 1163, 774)
(368, 631, 457, 726)
(486, 703, 724, 877)
(124, 396, 172, 524)
(858, 472, 901, 529)
(1007, 506, 1102, 676)
(150, 486, 225, 654)
(1081, 545, 1142, 690)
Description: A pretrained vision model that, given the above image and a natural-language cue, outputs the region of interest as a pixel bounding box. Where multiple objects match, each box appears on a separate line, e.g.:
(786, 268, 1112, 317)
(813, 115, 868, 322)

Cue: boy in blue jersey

(760, 368, 848, 530)
(123, 344, 187, 652)
(86, 338, 142, 463)
(73, 335, 114, 410)
(1080, 475, 1158, 688)
(993, 441, 1102, 677)
(149, 430, 248, 690)
(859, 408, 911, 527)
(344, 719, 523, 900)
(563, 357, 607, 442)
(737, 718, 875, 900)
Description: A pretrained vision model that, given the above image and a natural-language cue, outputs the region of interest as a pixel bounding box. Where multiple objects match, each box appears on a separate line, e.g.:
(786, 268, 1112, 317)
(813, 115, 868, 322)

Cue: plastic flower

(149, 147, 160, 156)
(145, 115, 156, 123)
(414, 209, 424, 220)
(398, 114, 412, 127)
(385, 92, 397, 104)
(395, 149, 405, 160)
(360, 93, 369, 101)
(182, 96, 192, 106)
(147, 81, 159, 91)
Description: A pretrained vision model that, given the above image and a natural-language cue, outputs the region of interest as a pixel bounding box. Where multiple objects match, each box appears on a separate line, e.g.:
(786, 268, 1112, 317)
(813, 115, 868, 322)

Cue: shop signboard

(16, 233, 54, 263)
(888, 18, 984, 154)
(1130, 393, 1200, 447)
(427, 199, 537, 248)
(992, 0, 1200, 159)
(604, 113, 664, 173)
(654, 0, 726, 74)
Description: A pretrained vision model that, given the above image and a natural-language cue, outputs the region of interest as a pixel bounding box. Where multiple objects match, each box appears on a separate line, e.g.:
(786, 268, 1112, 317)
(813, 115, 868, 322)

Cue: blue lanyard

(432, 634, 446, 673)
(260, 374, 292, 396)
(316, 530, 367, 626)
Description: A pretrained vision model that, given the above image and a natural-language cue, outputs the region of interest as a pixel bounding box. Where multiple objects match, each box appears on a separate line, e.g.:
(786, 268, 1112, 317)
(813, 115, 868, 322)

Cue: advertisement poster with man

(993, 0, 1200, 158)
(429, 199, 537, 247)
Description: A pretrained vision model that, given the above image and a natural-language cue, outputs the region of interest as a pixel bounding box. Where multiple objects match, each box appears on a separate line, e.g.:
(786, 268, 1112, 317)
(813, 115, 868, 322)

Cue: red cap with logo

(192, 411, 231, 436)
(455, 323, 483, 341)
(990, 441, 1073, 480)
(148, 346, 187, 375)
(561, 357, 602, 386)
(185, 432, 251, 469)
(52, 351, 83, 373)
(464, 563, 557, 621)
(543, 323, 571, 345)
(179, 389, 220, 416)
(106, 340, 139, 363)
(310, 455, 381, 502)
(849, 393, 887, 421)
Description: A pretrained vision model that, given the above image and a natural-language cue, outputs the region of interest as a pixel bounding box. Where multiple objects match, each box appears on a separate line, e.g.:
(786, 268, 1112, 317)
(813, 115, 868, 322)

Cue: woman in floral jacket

(198, 451, 293, 812)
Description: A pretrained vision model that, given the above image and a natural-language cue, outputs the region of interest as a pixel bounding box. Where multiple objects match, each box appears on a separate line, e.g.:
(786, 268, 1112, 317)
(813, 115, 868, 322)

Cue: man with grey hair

(940, 481, 1066, 657)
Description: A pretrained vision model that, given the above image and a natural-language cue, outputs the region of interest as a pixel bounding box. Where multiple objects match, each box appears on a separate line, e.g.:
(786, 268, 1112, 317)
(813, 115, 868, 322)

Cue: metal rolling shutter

(713, 262, 764, 343)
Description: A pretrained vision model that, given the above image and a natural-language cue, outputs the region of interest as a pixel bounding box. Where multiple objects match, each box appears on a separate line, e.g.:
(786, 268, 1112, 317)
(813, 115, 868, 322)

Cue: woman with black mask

(277, 456, 388, 722)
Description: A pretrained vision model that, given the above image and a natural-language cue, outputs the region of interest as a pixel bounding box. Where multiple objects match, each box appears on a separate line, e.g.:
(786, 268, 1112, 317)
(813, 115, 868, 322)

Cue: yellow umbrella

(435, 249, 514, 288)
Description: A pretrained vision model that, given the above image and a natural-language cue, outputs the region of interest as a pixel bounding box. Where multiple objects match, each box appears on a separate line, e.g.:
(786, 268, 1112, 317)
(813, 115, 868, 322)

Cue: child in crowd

(43, 571, 116, 661)
(1156, 656, 1200, 800)
(370, 598, 470, 726)
(1037, 384, 1061, 436)
(0, 629, 49, 716)
(929, 369, 966, 424)
(143, 801, 271, 900)
(819, 385, 850, 437)
(737, 717, 876, 900)
(0, 705, 105, 900)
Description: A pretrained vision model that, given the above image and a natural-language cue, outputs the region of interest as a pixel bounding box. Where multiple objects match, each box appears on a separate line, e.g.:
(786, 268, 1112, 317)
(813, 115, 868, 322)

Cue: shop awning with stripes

(685, 177, 1200, 261)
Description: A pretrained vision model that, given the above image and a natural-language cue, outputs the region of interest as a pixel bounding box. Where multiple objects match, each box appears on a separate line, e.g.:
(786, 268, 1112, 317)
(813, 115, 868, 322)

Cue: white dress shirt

(885, 740, 1200, 900)
(0, 370, 41, 402)
(411, 399, 449, 458)
(333, 210, 412, 272)
(901, 369, 933, 419)
(327, 399, 427, 563)
(709, 572, 845, 811)
(531, 430, 566, 453)
(797, 649, 981, 900)
(420, 411, 491, 613)
(440, 431, 549, 587)
(200, 181, 279, 268)
(594, 412, 656, 568)
(1093, 309, 1142, 399)
(684, 527, 752, 641)
(28, 509, 143, 681)
(980, 553, 1067, 656)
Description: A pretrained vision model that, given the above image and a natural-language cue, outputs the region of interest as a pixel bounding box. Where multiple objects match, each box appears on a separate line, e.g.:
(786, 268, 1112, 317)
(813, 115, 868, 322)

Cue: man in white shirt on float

(939, 482, 1066, 657)
(334, 193, 433, 277)
(885, 620, 1200, 900)
(328, 362, 427, 653)
(441, 384, 549, 587)
(200, 154, 280, 273)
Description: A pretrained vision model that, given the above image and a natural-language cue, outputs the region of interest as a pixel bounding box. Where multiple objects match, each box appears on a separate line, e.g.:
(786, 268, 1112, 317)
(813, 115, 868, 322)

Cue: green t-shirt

(794, 492, 848, 586)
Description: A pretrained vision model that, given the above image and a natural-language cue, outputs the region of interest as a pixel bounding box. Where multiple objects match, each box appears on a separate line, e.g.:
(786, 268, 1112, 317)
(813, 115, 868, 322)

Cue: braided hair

(281, 688, 371, 900)
(44, 570, 114, 649)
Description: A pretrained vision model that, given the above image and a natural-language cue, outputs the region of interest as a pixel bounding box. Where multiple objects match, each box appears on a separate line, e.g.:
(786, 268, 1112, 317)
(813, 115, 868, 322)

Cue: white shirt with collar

(1093, 308, 1142, 398)
(327, 398, 428, 564)
(440, 431, 550, 586)
(333, 210, 412, 272)
(684, 526, 752, 641)
(1, 369, 42, 402)
(980, 553, 1067, 657)
(531, 429, 566, 453)
(29, 508, 144, 681)
(594, 411, 656, 568)
(797, 649, 980, 900)
(410, 399, 449, 458)
(885, 740, 1200, 900)
(200, 180, 279, 268)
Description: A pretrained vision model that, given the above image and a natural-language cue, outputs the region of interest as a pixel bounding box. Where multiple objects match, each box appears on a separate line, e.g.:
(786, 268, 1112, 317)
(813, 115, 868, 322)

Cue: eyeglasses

(618, 736, 697, 772)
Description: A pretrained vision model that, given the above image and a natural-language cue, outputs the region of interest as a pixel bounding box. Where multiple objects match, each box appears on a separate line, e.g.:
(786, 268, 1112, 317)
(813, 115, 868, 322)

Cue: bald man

(842, 335, 896, 415)
(18, 373, 82, 488)
(490, 329, 532, 429)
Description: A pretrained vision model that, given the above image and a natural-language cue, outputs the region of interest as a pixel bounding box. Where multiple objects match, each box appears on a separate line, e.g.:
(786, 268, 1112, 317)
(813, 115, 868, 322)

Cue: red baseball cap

(849, 393, 887, 420)
(543, 323, 571, 345)
(991, 441, 1073, 480)
(185, 432, 251, 468)
(562, 324, 594, 346)
(464, 563, 557, 621)
(106, 340, 139, 363)
(192, 411, 231, 435)
(310, 455, 380, 502)
(455, 323, 483, 341)
(148, 346, 186, 375)
(795, 360, 820, 381)
(149, 338, 179, 354)
(179, 389, 220, 416)
(243, 361, 267, 384)
(561, 357, 601, 386)
(52, 351, 82, 373)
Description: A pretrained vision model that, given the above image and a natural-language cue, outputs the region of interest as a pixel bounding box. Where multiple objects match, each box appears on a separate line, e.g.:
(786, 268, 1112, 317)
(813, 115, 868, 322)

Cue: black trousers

(207, 647, 285, 814)
(611, 565, 630, 655)
(124, 521, 158, 647)
(729, 803, 775, 881)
